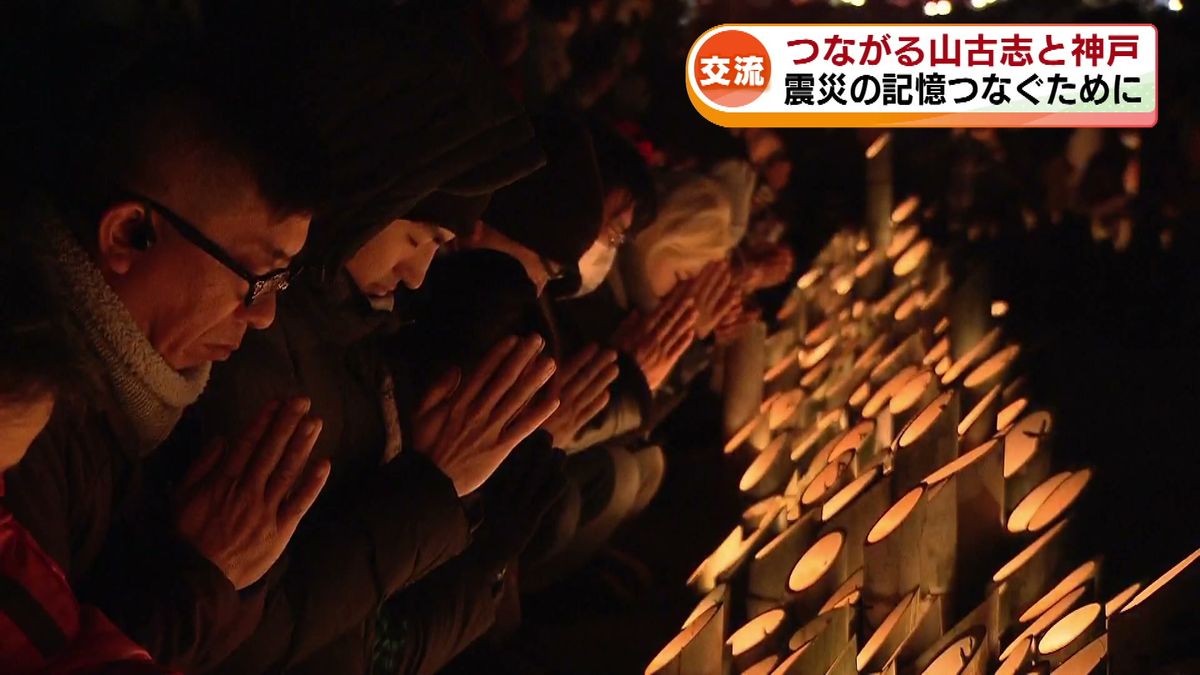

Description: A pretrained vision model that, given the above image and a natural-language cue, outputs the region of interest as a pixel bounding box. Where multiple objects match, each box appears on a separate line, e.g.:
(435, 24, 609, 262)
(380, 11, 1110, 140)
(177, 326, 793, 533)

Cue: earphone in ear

(131, 212, 156, 251)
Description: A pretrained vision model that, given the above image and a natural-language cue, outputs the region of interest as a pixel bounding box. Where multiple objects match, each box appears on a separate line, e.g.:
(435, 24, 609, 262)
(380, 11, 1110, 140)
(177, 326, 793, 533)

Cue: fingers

(277, 458, 331, 529)
(223, 399, 281, 477)
(265, 417, 323, 505)
(663, 327, 696, 368)
(454, 335, 521, 412)
(465, 335, 544, 416)
(499, 395, 561, 451)
(556, 344, 599, 393)
(659, 298, 698, 345)
(491, 355, 557, 426)
(418, 367, 462, 416)
(243, 397, 311, 489)
(180, 436, 226, 493)
(564, 349, 618, 401)
(576, 389, 611, 429)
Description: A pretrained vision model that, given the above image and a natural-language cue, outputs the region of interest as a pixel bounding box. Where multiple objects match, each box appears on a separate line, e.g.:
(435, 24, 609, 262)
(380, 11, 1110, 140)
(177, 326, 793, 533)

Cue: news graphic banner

(686, 24, 1157, 127)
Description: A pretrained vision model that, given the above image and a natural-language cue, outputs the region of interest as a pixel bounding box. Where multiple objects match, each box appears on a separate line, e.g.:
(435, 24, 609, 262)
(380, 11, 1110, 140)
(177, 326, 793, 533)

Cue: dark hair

(532, 0, 589, 22)
(62, 40, 324, 237)
(0, 226, 85, 408)
(586, 118, 657, 234)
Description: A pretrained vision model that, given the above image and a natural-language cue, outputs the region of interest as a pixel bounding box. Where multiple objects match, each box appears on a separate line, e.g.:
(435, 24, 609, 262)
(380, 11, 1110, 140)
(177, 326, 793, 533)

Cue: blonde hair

(625, 175, 737, 310)
(634, 176, 736, 267)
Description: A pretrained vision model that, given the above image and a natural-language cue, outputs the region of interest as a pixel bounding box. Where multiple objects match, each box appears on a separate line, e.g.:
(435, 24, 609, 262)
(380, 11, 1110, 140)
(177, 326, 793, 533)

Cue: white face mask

(573, 240, 618, 297)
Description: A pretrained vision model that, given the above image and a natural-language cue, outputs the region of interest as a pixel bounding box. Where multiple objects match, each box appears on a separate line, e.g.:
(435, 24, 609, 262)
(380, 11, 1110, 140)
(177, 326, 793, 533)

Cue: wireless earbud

(131, 213, 156, 251)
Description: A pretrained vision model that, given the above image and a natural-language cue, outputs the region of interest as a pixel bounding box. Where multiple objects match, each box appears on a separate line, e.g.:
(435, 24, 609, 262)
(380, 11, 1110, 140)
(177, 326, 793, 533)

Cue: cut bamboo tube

(866, 132, 894, 250)
(1026, 469, 1092, 533)
(894, 289, 928, 336)
(800, 335, 838, 373)
(724, 320, 767, 442)
(787, 530, 848, 619)
(1001, 375, 1027, 405)
(776, 606, 852, 675)
(941, 326, 1001, 387)
(1002, 411, 1054, 514)
(728, 608, 789, 672)
(764, 349, 802, 391)
(1103, 582, 1140, 618)
(958, 384, 1001, 451)
(934, 316, 950, 337)
(863, 486, 925, 630)
(646, 603, 728, 675)
(996, 397, 1029, 433)
(690, 525, 752, 594)
(857, 589, 938, 672)
(888, 369, 939, 433)
(873, 280, 915, 324)
(948, 267, 990, 363)
(743, 496, 792, 535)
(790, 409, 847, 464)
(962, 344, 1020, 408)
(818, 568, 864, 616)
(922, 438, 1006, 611)
(1008, 472, 1073, 533)
(891, 195, 920, 228)
(918, 625, 988, 675)
(685, 584, 731, 630)
(743, 655, 779, 675)
(748, 512, 822, 607)
(922, 337, 950, 369)
(992, 518, 1072, 634)
(894, 390, 960, 497)
(725, 411, 769, 456)
(1051, 634, 1107, 674)
(820, 636, 858, 675)
(864, 365, 921, 452)
(820, 467, 889, 572)
(800, 454, 855, 514)
(1037, 603, 1104, 667)
(1109, 546, 1200, 674)
(920, 278, 953, 329)
(1018, 559, 1100, 625)
(855, 251, 887, 301)
(826, 419, 877, 475)
(912, 594, 1001, 672)
(886, 225, 919, 261)
(740, 435, 795, 500)
(893, 239, 931, 278)
(870, 335, 925, 388)
(995, 635, 1034, 675)
(768, 389, 807, 431)
(1001, 584, 1088, 663)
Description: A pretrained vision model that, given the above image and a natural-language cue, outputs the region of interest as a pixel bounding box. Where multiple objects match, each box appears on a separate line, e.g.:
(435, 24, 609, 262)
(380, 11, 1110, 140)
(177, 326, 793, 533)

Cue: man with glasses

(4, 45, 331, 671)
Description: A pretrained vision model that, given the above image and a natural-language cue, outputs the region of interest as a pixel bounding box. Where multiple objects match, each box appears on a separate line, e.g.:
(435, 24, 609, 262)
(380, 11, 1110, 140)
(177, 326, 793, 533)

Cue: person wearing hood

(167, 5, 570, 675)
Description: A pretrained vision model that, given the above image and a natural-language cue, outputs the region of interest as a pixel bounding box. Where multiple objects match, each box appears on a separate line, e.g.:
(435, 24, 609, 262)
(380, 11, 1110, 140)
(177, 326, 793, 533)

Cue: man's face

(104, 184, 309, 371)
(345, 219, 454, 300)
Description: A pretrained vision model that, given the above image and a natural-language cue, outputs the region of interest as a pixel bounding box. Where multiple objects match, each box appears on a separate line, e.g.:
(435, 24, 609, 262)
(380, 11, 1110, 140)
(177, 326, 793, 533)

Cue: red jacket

(0, 477, 173, 674)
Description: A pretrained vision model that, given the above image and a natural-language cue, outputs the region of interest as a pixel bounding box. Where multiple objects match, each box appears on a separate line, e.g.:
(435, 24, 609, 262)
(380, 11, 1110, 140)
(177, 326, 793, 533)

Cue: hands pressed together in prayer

(175, 397, 330, 589)
(412, 335, 560, 496)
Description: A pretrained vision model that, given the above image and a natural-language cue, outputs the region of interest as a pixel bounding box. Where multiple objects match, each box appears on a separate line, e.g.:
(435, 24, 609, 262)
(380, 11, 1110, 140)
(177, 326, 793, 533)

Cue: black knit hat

(483, 113, 604, 267)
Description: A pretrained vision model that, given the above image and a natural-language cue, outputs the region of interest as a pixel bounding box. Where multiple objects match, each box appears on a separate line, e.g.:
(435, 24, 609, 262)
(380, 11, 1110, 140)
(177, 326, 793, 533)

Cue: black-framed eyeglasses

(121, 191, 295, 307)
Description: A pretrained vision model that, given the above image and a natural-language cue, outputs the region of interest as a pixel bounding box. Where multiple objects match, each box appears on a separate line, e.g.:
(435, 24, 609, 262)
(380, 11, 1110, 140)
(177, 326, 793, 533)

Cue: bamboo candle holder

(1036, 603, 1104, 667)
(917, 625, 988, 675)
(1050, 634, 1107, 674)
(787, 530, 849, 619)
(1002, 411, 1054, 514)
(728, 608, 789, 672)
(893, 390, 960, 497)
(1108, 546, 1200, 674)
(991, 518, 1072, 634)
(646, 603, 729, 675)
(820, 466, 890, 573)
(958, 384, 1001, 451)
(863, 486, 926, 630)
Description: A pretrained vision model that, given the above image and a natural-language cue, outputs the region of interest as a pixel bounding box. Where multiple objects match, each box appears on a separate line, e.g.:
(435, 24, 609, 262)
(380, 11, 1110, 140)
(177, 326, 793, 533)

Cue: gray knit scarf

(47, 221, 210, 455)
